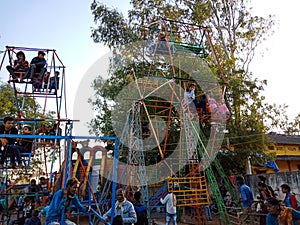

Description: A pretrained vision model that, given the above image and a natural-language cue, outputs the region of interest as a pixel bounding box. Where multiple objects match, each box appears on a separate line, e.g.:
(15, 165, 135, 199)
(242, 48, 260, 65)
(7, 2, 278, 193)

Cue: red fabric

(278, 207, 293, 225)
(290, 194, 297, 209)
(229, 176, 235, 185)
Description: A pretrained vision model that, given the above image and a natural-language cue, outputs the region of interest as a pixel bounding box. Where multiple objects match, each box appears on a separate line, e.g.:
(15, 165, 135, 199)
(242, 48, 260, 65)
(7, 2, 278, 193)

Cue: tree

(90, 0, 281, 174)
(0, 82, 19, 117)
(279, 112, 300, 135)
(0, 82, 55, 119)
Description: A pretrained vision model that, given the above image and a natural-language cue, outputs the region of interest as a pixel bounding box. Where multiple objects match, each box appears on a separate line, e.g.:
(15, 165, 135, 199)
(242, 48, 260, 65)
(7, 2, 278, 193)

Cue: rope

(5, 46, 56, 53)
(0, 49, 8, 70)
(61, 68, 67, 118)
(42, 51, 54, 116)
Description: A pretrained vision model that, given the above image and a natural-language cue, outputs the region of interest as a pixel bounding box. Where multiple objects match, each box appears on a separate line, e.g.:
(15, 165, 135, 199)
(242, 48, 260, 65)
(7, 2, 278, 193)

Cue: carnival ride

(96, 19, 236, 225)
(0, 46, 115, 225)
(0, 19, 237, 225)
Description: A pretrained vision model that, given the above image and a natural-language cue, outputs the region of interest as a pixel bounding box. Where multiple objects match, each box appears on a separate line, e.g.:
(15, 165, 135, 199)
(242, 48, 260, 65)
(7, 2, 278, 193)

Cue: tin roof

(268, 132, 300, 145)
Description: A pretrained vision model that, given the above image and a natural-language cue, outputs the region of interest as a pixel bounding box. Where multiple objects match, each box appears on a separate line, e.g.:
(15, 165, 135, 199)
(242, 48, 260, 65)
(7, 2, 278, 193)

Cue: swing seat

(9, 71, 44, 83)
(20, 151, 32, 169)
(149, 41, 177, 55)
(170, 41, 208, 57)
(0, 150, 32, 169)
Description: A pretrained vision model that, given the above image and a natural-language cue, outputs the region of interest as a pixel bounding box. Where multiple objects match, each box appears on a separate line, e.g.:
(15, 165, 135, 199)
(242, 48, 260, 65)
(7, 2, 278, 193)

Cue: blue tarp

(264, 161, 279, 173)
(254, 161, 279, 173)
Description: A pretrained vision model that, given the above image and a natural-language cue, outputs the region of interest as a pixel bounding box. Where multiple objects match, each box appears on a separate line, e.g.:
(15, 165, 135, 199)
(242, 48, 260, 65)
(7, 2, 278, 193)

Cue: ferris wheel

(102, 19, 232, 224)
(110, 19, 229, 182)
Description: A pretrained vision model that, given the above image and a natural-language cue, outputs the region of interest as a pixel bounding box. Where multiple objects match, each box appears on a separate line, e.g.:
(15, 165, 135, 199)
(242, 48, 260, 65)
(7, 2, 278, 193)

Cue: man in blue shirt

(132, 191, 147, 225)
(281, 184, 298, 209)
(45, 177, 90, 225)
(236, 176, 254, 225)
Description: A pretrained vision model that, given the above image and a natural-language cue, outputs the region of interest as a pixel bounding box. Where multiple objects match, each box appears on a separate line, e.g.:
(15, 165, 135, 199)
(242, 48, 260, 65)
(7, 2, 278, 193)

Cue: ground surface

(3, 210, 265, 225)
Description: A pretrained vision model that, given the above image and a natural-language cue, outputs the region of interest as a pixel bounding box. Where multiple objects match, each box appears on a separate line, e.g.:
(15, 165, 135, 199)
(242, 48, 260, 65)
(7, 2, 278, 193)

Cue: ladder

(181, 110, 209, 225)
(183, 109, 232, 225)
(182, 111, 199, 163)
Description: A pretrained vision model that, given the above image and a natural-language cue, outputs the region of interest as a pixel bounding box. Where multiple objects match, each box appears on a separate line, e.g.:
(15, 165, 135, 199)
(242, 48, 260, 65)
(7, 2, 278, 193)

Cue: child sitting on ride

(156, 33, 167, 52)
(218, 100, 230, 122)
(6, 51, 29, 80)
(49, 71, 60, 93)
(184, 83, 196, 105)
(21, 196, 35, 225)
(206, 92, 218, 115)
(24, 209, 41, 225)
(199, 94, 208, 115)
(183, 83, 198, 115)
(206, 92, 230, 123)
(23, 51, 47, 81)
(16, 126, 33, 154)
(38, 176, 50, 206)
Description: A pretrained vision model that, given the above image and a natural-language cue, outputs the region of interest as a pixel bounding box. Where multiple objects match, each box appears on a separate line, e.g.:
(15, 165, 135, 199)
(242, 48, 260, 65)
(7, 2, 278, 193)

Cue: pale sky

(250, 0, 300, 124)
(0, 0, 299, 136)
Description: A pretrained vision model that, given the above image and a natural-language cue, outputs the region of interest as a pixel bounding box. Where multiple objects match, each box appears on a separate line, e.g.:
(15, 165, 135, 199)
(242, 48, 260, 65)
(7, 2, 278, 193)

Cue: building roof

(276, 156, 300, 160)
(268, 132, 300, 145)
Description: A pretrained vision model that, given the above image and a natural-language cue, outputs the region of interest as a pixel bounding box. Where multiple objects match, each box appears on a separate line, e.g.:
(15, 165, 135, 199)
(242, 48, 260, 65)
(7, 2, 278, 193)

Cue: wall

(246, 171, 300, 203)
(267, 144, 300, 156)
(275, 160, 300, 172)
(275, 160, 290, 172)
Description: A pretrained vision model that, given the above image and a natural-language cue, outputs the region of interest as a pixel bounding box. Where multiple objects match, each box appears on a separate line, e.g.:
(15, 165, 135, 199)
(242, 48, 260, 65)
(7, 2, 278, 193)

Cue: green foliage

(0, 82, 53, 119)
(91, 1, 139, 48)
(89, 99, 115, 137)
(0, 83, 18, 117)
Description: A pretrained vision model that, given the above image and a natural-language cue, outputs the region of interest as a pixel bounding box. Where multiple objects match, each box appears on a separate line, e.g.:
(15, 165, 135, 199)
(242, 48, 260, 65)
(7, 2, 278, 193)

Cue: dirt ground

(8, 210, 262, 225)
(76, 210, 235, 225)
(68, 214, 223, 225)
(158, 215, 222, 225)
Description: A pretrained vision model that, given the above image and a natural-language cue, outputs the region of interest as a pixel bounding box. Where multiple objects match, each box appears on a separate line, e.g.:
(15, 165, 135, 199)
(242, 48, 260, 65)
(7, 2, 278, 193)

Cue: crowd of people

(1, 151, 299, 225)
(6, 50, 60, 93)
(2, 116, 300, 225)
(234, 175, 300, 225)
(0, 116, 32, 169)
(0, 116, 62, 169)
(5, 178, 149, 225)
(8, 177, 51, 225)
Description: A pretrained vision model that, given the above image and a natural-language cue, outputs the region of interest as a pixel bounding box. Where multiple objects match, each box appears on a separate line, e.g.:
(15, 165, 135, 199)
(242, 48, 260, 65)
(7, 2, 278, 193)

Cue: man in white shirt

(160, 190, 177, 225)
